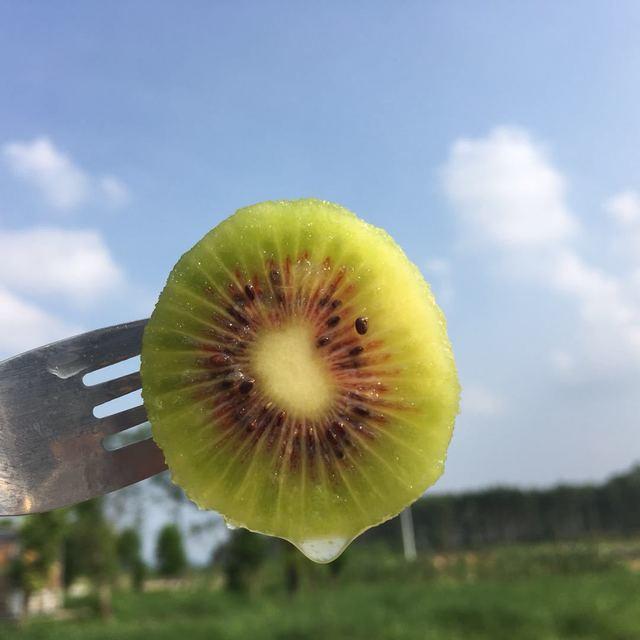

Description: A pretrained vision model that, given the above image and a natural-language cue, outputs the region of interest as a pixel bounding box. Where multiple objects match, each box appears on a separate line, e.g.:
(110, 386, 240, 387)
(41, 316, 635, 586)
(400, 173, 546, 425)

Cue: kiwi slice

(141, 199, 459, 562)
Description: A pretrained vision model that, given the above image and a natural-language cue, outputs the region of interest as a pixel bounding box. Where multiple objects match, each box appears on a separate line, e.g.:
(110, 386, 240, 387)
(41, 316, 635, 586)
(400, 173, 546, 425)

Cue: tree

(282, 541, 301, 595)
(62, 533, 81, 592)
(116, 528, 146, 591)
(156, 524, 187, 577)
(217, 529, 268, 593)
(63, 499, 118, 618)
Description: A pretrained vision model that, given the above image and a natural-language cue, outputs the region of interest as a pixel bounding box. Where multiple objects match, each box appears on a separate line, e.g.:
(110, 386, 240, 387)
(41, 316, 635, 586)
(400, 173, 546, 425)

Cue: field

(4, 541, 640, 640)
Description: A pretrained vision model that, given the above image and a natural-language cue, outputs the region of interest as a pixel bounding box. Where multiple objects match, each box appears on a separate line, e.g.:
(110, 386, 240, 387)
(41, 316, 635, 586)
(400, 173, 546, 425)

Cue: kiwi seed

(239, 379, 254, 394)
(355, 316, 368, 335)
(244, 283, 256, 300)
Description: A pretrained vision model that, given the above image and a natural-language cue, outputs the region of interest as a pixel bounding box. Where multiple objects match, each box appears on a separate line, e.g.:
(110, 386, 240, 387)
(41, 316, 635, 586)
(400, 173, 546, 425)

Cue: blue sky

(1, 1, 639, 507)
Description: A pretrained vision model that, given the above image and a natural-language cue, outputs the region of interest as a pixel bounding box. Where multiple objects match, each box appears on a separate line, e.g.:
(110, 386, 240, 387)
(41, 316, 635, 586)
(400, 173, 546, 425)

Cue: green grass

(5, 568, 640, 640)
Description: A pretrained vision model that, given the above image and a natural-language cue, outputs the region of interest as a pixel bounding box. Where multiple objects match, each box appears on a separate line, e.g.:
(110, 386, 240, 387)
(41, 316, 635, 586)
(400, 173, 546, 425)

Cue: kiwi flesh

(141, 199, 459, 562)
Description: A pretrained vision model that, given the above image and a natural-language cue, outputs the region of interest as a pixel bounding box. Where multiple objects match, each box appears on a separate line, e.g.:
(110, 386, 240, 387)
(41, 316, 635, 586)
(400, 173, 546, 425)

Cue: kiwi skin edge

(141, 198, 460, 563)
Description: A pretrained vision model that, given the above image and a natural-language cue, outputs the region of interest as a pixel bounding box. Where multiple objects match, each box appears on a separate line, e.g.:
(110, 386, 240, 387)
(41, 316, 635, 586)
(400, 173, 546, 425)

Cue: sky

(1, 1, 639, 531)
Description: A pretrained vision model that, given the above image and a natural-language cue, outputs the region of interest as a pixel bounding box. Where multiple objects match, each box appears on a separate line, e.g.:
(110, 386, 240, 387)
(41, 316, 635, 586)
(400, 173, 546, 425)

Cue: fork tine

(88, 371, 142, 406)
(97, 405, 148, 436)
(99, 438, 167, 493)
(45, 319, 148, 377)
(80, 319, 147, 373)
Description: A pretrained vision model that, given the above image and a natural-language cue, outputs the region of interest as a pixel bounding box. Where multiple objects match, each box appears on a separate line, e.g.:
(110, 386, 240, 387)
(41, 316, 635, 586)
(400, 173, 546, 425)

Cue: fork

(0, 319, 166, 516)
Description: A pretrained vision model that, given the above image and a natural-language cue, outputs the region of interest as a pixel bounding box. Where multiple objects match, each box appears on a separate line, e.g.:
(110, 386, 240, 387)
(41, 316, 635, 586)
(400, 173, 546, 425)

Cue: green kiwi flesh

(141, 199, 459, 562)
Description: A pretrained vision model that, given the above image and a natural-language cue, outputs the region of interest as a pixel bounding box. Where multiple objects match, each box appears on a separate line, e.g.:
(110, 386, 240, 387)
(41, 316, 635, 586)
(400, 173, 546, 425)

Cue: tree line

(363, 464, 640, 551)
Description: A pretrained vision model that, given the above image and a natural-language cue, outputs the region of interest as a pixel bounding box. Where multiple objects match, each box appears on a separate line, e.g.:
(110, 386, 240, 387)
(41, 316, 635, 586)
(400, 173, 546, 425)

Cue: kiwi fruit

(141, 199, 459, 562)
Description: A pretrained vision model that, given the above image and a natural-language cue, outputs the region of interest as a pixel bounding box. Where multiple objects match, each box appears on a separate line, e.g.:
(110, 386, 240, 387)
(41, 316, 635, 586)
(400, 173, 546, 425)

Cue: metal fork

(0, 319, 166, 516)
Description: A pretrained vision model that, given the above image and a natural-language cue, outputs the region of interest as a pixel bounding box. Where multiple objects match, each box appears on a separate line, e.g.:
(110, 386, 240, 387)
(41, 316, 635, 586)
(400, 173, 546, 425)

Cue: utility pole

(400, 506, 417, 561)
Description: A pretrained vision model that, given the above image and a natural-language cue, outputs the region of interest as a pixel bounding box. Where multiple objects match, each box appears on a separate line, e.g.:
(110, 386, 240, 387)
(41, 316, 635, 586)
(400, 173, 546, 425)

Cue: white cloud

(442, 127, 577, 249)
(442, 126, 640, 372)
(550, 251, 640, 371)
(604, 190, 640, 226)
(3, 138, 90, 210)
(2, 137, 130, 211)
(0, 227, 123, 305)
(463, 385, 506, 417)
(0, 287, 80, 355)
(552, 250, 635, 325)
(99, 175, 131, 207)
(0, 138, 133, 354)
